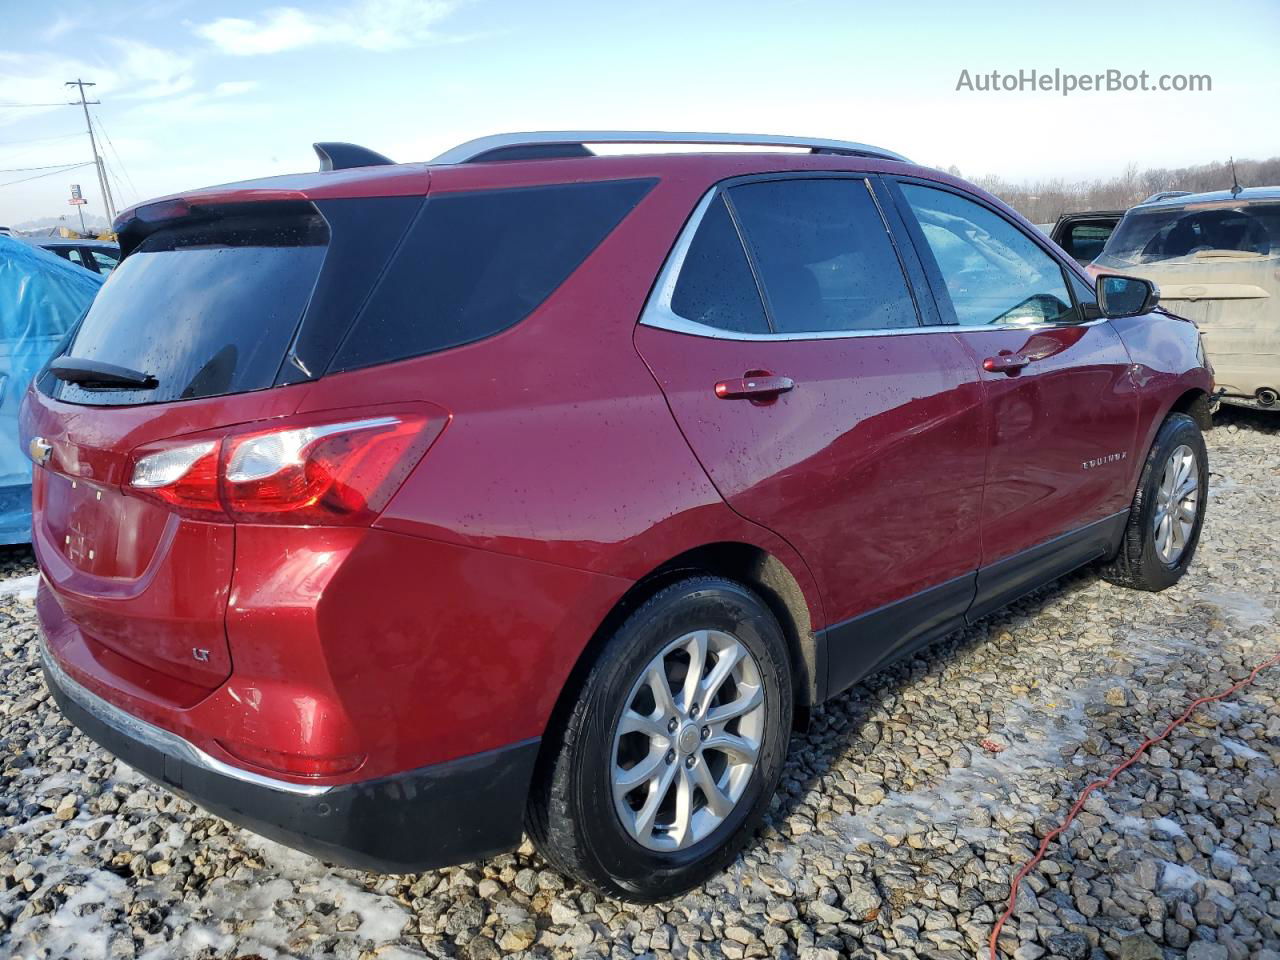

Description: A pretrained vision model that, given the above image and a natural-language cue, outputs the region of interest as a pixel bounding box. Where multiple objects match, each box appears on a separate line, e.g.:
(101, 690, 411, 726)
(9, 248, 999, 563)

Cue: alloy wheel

(611, 629, 766, 851)
(1153, 443, 1199, 564)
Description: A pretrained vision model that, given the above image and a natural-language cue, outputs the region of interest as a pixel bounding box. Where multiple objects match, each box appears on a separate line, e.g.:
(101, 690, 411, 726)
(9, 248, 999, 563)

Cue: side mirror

(1095, 274, 1159, 318)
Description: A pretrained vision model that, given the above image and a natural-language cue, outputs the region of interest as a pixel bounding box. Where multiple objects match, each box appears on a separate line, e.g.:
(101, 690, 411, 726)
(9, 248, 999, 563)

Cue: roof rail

(429, 131, 909, 166)
(1140, 190, 1193, 204)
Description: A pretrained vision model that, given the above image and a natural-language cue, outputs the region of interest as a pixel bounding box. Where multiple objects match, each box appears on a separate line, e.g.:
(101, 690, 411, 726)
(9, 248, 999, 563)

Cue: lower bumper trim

(42, 643, 540, 873)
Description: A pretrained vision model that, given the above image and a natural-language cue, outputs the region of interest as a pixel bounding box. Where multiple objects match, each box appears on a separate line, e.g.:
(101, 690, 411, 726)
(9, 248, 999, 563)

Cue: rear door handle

(715, 374, 795, 401)
(982, 352, 1031, 375)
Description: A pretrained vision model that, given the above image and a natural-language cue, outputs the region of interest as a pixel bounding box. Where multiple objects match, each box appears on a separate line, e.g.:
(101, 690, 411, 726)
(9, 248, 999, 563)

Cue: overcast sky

(2, 0, 1277, 225)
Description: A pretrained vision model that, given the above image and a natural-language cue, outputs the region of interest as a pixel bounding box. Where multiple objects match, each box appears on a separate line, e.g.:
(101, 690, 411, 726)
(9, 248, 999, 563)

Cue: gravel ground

(1, 409, 1277, 960)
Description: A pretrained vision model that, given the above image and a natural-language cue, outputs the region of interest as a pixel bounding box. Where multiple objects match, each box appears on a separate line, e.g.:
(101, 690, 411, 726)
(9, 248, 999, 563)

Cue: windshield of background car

(1096, 201, 1280, 267)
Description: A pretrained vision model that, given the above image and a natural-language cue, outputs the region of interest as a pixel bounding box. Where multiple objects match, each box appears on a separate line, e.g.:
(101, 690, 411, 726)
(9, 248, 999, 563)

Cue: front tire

(526, 576, 793, 901)
(1100, 412, 1208, 591)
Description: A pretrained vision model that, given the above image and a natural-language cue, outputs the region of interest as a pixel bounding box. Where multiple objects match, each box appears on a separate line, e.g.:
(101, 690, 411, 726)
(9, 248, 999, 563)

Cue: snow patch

(1198, 589, 1274, 628)
(1151, 817, 1187, 838)
(0, 572, 37, 602)
(1160, 861, 1202, 892)
(4, 869, 130, 960)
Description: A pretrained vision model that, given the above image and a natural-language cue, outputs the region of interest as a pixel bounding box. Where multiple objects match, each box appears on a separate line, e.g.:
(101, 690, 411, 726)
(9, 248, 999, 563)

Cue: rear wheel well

(1170, 387, 1213, 431)
(540, 543, 819, 763)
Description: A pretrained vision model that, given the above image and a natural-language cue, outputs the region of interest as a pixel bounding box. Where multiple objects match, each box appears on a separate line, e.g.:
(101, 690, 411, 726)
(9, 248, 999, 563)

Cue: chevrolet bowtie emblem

(28, 436, 52, 465)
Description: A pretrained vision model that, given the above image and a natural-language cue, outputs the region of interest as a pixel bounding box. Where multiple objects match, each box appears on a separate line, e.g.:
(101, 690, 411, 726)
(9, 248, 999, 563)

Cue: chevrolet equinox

(24, 132, 1213, 901)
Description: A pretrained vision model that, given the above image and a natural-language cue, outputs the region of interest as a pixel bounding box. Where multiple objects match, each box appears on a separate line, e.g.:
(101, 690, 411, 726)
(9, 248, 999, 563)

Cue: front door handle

(715, 374, 795, 401)
(982, 352, 1031, 375)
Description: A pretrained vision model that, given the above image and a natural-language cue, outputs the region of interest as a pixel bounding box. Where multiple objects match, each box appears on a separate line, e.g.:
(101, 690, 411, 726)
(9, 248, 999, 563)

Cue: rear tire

(526, 576, 792, 901)
(1100, 412, 1207, 591)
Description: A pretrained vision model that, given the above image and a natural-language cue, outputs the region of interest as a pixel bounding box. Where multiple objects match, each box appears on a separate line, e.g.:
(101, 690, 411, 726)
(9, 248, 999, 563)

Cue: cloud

(212, 80, 258, 97)
(42, 14, 77, 43)
(195, 0, 462, 56)
(0, 40, 195, 128)
(108, 39, 195, 99)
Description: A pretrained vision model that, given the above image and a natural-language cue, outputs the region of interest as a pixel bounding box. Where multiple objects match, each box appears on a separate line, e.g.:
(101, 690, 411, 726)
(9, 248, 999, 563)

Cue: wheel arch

(1168, 386, 1214, 431)
(538, 542, 821, 766)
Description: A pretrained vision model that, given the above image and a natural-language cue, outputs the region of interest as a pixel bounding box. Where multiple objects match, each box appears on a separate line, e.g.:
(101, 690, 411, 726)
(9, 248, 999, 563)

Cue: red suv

(24, 132, 1212, 901)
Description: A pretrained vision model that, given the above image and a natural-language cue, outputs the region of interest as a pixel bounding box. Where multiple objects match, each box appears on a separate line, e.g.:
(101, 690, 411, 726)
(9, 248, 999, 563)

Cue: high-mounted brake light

(126, 410, 445, 524)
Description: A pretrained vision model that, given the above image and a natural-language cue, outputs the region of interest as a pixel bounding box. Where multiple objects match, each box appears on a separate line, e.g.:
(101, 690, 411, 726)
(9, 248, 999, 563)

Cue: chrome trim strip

(41, 643, 332, 797)
(638, 184, 1110, 343)
(431, 131, 910, 165)
(640, 186, 955, 342)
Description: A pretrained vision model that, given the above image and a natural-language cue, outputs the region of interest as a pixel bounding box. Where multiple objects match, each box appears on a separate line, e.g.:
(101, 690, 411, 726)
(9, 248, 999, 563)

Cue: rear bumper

(42, 642, 539, 873)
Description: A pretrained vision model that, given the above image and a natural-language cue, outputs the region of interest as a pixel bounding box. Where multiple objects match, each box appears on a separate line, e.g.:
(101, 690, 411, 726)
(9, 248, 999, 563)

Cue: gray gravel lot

(0, 410, 1277, 960)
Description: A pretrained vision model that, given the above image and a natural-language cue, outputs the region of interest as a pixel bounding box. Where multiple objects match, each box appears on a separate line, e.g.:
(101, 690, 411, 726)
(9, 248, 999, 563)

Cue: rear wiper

(49, 357, 158, 389)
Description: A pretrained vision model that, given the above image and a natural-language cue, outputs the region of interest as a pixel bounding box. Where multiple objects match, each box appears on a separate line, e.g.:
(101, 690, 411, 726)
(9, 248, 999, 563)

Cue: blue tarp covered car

(0, 236, 104, 543)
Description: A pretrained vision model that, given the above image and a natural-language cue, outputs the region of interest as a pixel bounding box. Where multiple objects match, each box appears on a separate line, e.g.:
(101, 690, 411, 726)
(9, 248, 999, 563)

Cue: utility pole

(65, 79, 116, 224)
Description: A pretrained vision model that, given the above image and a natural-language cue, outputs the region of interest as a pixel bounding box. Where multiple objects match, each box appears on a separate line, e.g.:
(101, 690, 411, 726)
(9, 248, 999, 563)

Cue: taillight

(129, 441, 221, 512)
(126, 410, 444, 524)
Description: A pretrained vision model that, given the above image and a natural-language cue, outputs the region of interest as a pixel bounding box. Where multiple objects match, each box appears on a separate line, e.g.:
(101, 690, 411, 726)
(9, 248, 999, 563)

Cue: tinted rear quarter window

(670, 194, 769, 334)
(330, 178, 654, 371)
(728, 178, 918, 333)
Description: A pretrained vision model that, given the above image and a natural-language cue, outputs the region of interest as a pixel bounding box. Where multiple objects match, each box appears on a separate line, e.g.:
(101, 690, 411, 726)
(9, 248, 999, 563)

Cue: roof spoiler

(313, 142, 394, 172)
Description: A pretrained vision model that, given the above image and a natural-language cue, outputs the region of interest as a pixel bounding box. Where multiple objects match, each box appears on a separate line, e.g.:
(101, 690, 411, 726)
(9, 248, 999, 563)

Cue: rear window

(53, 209, 327, 406)
(329, 178, 654, 372)
(1097, 202, 1280, 266)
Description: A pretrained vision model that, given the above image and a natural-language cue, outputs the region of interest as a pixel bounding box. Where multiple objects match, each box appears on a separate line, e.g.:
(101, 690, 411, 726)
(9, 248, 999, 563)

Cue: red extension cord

(988, 648, 1280, 959)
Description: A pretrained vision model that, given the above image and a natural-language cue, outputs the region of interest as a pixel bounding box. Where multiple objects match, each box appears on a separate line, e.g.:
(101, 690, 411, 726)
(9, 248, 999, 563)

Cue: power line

(0, 161, 91, 174)
(90, 112, 139, 203)
(0, 101, 74, 108)
(0, 162, 93, 189)
(0, 132, 82, 147)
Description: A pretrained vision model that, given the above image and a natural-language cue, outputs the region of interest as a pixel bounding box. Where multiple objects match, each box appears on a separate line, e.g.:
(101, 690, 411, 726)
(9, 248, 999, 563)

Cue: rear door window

(727, 178, 919, 333)
(53, 208, 328, 406)
(330, 178, 654, 371)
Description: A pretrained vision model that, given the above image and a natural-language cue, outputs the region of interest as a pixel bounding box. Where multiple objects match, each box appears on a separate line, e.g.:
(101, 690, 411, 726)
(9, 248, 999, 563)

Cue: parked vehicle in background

(26, 132, 1212, 901)
(0, 236, 103, 543)
(1050, 210, 1125, 266)
(37, 238, 121, 276)
(1092, 186, 1280, 411)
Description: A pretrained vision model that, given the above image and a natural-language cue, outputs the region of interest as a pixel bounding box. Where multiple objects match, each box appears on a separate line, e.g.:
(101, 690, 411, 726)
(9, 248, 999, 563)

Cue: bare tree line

(945, 156, 1280, 224)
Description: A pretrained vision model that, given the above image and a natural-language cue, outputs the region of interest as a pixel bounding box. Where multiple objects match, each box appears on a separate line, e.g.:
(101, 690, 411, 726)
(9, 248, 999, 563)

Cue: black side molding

(314, 142, 394, 172)
(821, 572, 975, 700)
(817, 510, 1129, 702)
(968, 511, 1128, 622)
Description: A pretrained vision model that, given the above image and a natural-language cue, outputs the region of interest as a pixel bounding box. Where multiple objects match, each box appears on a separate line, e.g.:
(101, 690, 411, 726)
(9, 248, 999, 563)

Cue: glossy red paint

(1107, 310, 1213, 488)
(26, 147, 1211, 807)
(955, 321, 1139, 567)
(635, 325, 986, 624)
